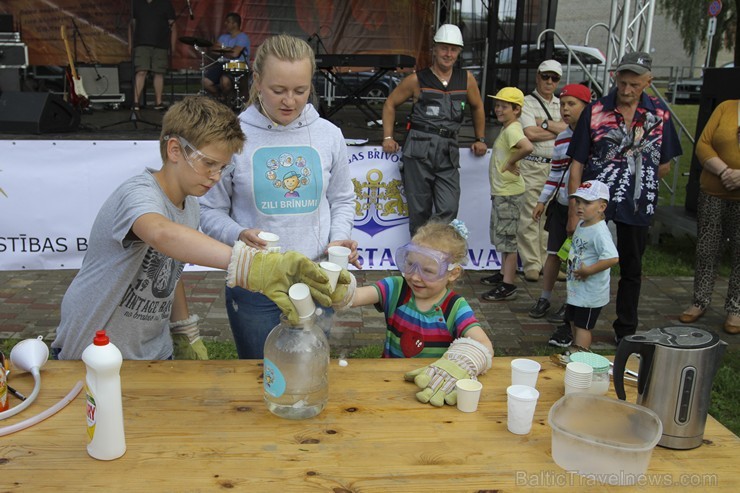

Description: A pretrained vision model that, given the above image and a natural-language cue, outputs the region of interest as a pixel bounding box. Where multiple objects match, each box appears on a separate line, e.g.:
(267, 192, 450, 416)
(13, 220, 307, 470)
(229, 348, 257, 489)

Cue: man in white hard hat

(382, 24, 488, 235)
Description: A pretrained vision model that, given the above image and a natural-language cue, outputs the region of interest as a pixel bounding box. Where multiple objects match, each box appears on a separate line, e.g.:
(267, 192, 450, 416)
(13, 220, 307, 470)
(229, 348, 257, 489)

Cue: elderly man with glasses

(485, 60, 568, 291)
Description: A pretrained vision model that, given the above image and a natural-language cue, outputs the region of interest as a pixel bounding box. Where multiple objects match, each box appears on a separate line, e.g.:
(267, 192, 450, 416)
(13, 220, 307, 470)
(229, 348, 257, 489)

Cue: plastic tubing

(0, 367, 42, 420)
(0, 380, 83, 436)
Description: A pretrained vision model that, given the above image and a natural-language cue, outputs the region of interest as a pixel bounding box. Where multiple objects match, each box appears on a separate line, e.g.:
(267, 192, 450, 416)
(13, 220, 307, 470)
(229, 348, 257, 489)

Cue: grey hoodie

(199, 103, 355, 261)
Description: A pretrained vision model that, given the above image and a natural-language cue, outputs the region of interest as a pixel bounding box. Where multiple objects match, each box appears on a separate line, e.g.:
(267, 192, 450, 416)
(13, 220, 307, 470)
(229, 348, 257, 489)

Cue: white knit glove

(404, 337, 493, 406)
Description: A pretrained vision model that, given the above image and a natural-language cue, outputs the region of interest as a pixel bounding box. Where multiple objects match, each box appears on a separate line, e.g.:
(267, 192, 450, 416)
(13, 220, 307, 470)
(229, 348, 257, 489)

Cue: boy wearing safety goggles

(338, 220, 494, 407)
(52, 97, 340, 361)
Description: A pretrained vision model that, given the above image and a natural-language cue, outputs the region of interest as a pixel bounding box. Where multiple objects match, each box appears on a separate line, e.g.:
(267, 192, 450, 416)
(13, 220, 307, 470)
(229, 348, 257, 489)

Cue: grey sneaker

(546, 303, 567, 324)
(548, 324, 573, 348)
(528, 298, 551, 318)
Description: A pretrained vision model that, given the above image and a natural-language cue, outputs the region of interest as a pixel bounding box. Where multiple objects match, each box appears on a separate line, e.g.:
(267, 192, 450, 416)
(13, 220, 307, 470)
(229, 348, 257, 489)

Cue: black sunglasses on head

(539, 73, 561, 82)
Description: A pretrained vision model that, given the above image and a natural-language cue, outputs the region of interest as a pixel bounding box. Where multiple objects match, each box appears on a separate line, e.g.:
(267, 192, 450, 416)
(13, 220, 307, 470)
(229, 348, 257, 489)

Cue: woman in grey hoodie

(199, 34, 358, 359)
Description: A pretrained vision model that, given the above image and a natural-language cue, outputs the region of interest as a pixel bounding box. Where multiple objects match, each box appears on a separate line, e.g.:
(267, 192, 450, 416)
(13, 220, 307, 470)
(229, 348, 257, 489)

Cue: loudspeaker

(77, 65, 121, 97)
(0, 92, 80, 134)
(685, 67, 740, 213)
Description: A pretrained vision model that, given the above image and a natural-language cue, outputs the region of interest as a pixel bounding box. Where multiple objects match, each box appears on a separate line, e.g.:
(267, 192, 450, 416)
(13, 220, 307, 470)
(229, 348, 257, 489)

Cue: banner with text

(0, 141, 500, 271)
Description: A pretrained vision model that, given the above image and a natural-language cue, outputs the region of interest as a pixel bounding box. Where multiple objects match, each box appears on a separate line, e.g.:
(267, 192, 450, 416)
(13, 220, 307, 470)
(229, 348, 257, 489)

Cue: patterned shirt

(374, 276, 481, 358)
(568, 89, 682, 226)
(538, 126, 573, 206)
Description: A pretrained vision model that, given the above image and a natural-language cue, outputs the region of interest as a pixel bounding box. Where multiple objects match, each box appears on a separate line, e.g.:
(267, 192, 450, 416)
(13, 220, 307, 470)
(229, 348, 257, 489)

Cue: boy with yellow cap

(482, 87, 533, 301)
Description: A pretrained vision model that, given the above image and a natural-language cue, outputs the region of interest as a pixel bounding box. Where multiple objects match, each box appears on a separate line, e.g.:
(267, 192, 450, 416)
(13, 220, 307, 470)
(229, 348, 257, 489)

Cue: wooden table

(1, 357, 738, 492)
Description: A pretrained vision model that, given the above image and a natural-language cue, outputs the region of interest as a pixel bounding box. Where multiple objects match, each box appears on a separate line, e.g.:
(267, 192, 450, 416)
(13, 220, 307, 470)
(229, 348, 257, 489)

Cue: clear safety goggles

(395, 242, 459, 282)
(164, 134, 235, 179)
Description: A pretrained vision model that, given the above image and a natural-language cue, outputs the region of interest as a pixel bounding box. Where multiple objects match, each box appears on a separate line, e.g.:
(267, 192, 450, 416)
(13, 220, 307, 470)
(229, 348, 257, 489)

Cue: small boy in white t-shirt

(555, 180, 619, 349)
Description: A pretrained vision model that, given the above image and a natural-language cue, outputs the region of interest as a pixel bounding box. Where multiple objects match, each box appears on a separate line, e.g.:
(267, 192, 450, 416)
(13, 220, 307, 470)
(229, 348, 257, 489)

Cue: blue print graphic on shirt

(253, 146, 323, 215)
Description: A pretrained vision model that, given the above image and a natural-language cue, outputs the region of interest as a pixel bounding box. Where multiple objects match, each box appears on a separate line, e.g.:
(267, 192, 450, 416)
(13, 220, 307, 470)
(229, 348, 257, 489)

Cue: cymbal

(179, 36, 213, 48)
(211, 47, 231, 54)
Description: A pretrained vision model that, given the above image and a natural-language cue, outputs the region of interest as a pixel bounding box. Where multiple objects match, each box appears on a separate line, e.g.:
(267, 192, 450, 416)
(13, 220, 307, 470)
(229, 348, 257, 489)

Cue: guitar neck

(60, 25, 79, 79)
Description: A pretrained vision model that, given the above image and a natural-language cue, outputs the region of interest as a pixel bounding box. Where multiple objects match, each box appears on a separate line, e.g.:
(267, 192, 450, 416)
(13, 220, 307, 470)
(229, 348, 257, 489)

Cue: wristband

(383, 136, 393, 140)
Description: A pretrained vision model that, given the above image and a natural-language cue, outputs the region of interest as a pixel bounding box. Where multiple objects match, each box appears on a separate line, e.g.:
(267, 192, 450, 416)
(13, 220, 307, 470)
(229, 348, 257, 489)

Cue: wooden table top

(1, 357, 738, 492)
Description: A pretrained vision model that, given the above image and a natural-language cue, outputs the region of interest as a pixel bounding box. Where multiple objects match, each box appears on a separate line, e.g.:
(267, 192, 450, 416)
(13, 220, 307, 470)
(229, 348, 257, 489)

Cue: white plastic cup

(455, 379, 483, 413)
(507, 384, 540, 435)
(564, 382, 591, 395)
(258, 231, 280, 253)
(511, 358, 541, 388)
(288, 283, 315, 319)
(319, 261, 342, 291)
(564, 361, 593, 395)
(327, 245, 351, 269)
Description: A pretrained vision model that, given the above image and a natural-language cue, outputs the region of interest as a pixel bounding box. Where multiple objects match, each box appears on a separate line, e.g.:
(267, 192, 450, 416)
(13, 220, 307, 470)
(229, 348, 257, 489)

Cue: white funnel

(10, 336, 49, 372)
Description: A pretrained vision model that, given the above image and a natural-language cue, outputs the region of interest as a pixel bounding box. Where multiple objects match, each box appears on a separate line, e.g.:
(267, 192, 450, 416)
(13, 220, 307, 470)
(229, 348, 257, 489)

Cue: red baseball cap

(559, 84, 591, 104)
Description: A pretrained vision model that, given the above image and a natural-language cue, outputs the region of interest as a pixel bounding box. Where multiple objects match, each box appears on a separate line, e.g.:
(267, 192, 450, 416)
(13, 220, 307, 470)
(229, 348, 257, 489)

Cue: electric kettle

(613, 326, 727, 450)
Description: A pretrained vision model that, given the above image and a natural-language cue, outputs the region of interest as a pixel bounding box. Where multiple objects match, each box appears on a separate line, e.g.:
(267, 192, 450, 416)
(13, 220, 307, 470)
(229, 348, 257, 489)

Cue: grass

(656, 97, 698, 208)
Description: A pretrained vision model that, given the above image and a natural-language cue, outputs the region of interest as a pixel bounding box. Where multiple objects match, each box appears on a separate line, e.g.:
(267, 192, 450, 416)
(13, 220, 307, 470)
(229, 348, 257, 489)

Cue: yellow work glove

(330, 269, 356, 310)
(169, 314, 209, 360)
(404, 337, 493, 407)
(227, 241, 332, 323)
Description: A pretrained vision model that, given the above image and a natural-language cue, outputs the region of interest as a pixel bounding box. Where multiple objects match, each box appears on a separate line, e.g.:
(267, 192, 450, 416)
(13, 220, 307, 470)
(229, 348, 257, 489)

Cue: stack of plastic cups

(569, 352, 611, 395)
(564, 361, 593, 395)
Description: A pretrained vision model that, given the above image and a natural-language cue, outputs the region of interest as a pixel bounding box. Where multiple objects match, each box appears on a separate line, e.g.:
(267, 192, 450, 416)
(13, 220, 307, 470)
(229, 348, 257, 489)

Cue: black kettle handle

(613, 337, 652, 400)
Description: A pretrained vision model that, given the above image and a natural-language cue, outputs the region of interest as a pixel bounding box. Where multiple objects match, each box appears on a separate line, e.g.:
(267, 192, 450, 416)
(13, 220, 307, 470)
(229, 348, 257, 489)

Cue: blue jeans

(225, 286, 333, 359)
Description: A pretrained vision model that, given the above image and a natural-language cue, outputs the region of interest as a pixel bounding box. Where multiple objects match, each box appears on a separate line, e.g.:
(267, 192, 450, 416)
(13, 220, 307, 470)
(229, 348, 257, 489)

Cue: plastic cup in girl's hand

(319, 261, 342, 291)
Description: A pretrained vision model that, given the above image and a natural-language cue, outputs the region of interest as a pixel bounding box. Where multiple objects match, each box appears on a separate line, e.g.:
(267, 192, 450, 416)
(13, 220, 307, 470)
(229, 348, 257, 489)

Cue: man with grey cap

(567, 51, 682, 344)
(382, 24, 488, 236)
(506, 59, 569, 286)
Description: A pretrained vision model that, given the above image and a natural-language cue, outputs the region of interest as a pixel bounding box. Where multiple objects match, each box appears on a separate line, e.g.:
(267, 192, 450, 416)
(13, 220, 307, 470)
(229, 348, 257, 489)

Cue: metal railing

(536, 29, 605, 97)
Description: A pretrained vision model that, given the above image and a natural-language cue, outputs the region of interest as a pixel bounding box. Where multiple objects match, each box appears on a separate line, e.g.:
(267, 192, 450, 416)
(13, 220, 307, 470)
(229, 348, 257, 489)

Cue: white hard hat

(433, 24, 463, 47)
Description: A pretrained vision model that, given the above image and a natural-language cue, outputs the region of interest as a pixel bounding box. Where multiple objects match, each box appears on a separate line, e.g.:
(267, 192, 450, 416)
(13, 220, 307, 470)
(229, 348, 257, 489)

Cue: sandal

(724, 314, 740, 335)
(154, 104, 167, 111)
(679, 305, 705, 324)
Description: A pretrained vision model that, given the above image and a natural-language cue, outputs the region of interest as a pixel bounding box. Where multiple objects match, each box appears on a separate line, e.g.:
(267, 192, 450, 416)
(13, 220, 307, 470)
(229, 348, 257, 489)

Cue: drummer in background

(203, 12, 251, 102)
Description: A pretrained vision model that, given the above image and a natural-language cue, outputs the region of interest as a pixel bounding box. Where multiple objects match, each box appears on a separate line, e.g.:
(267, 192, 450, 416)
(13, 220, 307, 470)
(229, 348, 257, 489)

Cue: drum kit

(179, 36, 249, 112)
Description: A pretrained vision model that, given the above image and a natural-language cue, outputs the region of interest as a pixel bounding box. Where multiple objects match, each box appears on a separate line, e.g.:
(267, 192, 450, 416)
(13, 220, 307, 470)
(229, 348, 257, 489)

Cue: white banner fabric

(0, 141, 501, 271)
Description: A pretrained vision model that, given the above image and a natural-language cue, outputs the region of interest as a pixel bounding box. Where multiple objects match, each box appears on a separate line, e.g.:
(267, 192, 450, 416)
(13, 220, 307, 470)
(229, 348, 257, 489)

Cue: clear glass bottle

(263, 312, 329, 420)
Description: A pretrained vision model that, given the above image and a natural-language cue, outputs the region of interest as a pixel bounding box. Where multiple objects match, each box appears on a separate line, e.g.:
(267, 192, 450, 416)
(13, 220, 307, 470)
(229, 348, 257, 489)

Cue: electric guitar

(60, 25, 89, 109)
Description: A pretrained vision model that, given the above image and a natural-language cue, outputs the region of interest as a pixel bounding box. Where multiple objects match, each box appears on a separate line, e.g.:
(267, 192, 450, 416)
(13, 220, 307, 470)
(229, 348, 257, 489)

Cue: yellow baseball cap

(487, 87, 525, 107)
